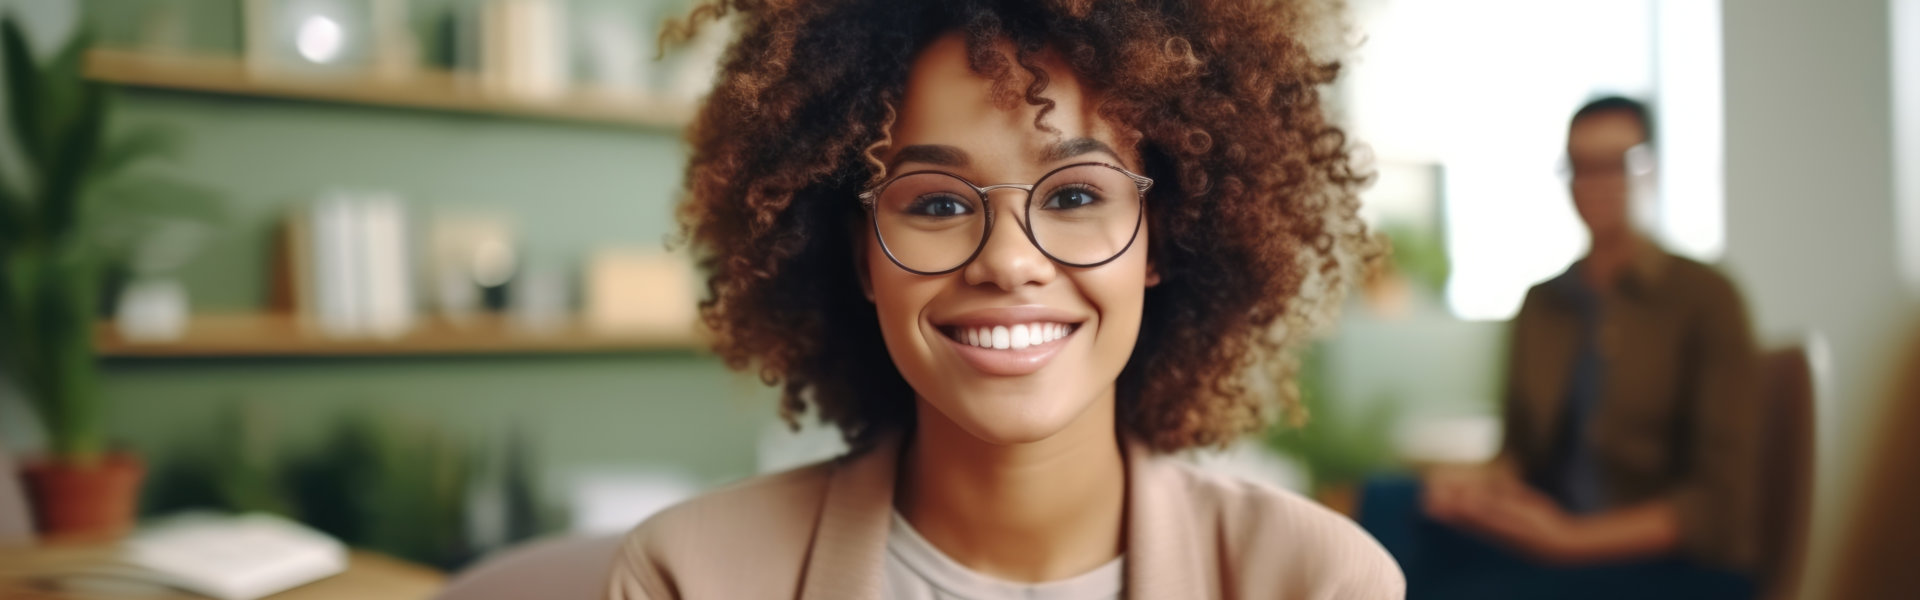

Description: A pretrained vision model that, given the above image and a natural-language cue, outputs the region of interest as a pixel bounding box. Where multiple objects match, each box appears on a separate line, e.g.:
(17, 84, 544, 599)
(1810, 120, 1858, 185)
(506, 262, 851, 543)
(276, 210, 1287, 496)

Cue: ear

(1145, 256, 1162, 287)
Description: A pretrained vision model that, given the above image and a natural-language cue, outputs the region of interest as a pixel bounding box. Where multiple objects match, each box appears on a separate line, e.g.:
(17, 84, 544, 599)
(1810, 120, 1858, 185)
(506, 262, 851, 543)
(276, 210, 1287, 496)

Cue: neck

(1583, 228, 1641, 291)
(895, 393, 1126, 583)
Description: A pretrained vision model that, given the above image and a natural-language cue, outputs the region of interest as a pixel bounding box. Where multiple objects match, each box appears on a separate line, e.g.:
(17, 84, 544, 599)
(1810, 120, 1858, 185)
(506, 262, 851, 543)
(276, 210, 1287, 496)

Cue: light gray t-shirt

(881, 511, 1124, 600)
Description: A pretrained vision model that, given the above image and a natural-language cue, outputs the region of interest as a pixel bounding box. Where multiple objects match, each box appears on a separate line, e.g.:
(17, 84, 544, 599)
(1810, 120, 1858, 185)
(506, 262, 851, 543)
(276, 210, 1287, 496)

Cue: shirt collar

(1555, 238, 1671, 300)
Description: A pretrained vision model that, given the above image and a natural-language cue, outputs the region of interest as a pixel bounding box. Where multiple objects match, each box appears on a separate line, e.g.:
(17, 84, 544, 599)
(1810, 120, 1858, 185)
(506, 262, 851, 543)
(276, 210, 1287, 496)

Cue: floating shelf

(84, 49, 698, 130)
(96, 313, 705, 358)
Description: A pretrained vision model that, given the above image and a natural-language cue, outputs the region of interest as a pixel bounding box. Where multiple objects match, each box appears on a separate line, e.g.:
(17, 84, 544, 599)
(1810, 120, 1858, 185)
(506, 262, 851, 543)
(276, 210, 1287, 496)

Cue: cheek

(866, 236, 941, 349)
(1080, 238, 1153, 362)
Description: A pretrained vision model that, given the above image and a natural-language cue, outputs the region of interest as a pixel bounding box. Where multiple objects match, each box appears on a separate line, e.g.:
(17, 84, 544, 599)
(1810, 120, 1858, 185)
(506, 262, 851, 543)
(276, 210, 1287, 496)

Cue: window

(1343, 0, 1724, 319)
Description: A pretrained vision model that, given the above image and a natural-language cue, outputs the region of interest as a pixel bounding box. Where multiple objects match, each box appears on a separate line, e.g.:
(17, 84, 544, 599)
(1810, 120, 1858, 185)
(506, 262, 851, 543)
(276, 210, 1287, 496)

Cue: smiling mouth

(940, 322, 1081, 350)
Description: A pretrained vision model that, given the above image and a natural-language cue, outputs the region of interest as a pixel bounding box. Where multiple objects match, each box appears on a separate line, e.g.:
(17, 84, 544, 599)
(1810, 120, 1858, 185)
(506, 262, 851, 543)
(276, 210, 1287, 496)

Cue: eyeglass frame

(856, 161, 1155, 276)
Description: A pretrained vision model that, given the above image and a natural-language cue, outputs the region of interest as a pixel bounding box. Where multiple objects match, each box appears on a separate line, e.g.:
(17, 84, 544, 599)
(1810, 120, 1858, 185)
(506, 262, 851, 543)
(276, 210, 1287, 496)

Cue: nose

(964, 190, 1057, 291)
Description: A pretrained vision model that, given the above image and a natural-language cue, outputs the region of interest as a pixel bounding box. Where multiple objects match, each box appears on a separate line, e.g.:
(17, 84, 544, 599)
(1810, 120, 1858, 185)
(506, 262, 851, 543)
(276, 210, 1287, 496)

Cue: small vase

(21, 452, 145, 542)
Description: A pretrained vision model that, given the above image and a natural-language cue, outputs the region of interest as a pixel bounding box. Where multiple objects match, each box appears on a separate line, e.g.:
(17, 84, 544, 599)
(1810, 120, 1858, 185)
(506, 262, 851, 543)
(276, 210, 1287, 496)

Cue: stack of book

(280, 191, 416, 339)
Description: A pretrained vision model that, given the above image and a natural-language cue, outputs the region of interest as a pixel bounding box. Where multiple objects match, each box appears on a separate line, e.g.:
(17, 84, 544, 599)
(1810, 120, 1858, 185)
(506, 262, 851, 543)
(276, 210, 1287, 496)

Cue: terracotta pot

(21, 452, 145, 542)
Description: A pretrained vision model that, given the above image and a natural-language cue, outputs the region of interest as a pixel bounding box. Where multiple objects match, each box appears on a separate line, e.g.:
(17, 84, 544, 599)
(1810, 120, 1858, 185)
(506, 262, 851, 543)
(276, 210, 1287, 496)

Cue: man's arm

(1665, 272, 1762, 569)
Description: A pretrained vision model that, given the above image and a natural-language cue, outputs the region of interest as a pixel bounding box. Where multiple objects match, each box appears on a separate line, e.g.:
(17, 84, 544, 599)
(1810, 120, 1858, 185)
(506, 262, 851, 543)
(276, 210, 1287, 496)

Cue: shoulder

(1166, 462, 1406, 598)
(1660, 254, 1746, 307)
(607, 461, 834, 599)
(1517, 277, 1566, 320)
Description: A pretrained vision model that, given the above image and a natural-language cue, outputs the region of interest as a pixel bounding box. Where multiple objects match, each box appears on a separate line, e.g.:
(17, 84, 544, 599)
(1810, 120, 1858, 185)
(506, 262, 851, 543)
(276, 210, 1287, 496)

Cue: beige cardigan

(606, 432, 1404, 599)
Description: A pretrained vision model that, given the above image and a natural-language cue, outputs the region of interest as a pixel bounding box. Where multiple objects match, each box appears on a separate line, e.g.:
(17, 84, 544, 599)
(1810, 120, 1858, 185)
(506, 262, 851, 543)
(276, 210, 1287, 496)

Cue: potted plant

(1264, 345, 1399, 514)
(0, 15, 219, 541)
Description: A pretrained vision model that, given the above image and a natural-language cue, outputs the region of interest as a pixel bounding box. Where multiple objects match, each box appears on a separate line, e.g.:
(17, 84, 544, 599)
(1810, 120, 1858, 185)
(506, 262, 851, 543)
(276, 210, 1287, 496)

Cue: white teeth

(953, 323, 1075, 349)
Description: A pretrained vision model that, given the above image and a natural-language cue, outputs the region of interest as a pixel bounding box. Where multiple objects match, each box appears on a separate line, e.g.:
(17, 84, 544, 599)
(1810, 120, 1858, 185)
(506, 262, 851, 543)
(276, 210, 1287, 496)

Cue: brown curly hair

(669, 0, 1372, 452)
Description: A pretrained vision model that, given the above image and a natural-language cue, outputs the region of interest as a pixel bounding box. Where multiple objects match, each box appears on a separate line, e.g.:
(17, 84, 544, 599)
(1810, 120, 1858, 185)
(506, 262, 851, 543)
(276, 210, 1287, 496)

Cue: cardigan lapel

(799, 431, 901, 600)
(1122, 436, 1208, 599)
(797, 432, 1205, 599)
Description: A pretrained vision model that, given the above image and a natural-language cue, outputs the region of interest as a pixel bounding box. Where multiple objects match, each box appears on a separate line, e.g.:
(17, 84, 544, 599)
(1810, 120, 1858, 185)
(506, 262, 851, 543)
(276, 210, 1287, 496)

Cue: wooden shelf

(83, 48, 697, 130)
(96, 313, 705, 358)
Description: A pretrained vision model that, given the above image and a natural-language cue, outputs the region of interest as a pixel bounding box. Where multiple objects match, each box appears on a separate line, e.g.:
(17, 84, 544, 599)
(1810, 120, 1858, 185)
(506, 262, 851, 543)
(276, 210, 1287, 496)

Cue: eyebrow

(889, 144, 970, 170)
(886, 137, 1124, 171)
(1041, 137, 1121, 163)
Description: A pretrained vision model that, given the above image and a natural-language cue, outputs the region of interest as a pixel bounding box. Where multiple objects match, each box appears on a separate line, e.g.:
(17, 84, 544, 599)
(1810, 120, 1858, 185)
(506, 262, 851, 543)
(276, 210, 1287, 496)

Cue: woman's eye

(1042, 187, 1100, 210)
(907, 195, 974, 217)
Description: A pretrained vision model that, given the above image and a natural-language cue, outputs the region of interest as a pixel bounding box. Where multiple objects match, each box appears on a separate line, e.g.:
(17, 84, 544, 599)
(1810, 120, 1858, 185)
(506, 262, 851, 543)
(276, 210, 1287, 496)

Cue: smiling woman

(607, 1, 1397, 598)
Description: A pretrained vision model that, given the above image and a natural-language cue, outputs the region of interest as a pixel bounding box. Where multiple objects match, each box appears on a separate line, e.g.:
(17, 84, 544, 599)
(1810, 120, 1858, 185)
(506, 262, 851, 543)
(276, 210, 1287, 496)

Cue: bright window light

(1346, 0, 1654, 320)
(1654, 0, 1726, 262)
(1897, 0, 1920, 294)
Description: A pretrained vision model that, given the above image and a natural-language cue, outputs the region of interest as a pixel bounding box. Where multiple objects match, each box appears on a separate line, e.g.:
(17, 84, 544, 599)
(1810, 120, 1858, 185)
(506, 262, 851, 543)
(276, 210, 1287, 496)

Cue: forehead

(886, 32, 1128, 171)
(1567, 110, 1646, 156)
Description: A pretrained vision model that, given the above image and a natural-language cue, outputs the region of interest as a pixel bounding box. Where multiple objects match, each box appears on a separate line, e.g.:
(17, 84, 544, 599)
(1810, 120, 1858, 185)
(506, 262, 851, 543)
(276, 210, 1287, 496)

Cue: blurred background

(0, 0, 1914, 598)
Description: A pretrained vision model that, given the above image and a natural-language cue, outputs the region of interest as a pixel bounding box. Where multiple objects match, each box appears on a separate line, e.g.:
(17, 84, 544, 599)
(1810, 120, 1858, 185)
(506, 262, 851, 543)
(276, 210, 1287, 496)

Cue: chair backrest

(1822, 326, 1920, 599)
(1753, 346, 1813, 594)
(435, 534, 625, 600)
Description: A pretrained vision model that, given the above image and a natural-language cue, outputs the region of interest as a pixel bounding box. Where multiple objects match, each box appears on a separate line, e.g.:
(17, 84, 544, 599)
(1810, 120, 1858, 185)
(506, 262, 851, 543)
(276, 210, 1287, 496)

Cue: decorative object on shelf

(479, 0, 567, 101)
(427, 210, 516, 324)
(577, 3, 648, 96)
(0, 16, 222, 541)
(585, 247, 696, 337)
(244, 0, 377, 75)
(113, 216, 216, 343)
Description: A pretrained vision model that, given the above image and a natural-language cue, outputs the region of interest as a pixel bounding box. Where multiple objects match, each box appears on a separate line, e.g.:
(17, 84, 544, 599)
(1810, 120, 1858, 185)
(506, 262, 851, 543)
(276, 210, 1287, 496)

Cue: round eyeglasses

(857, 162, 1153, 275)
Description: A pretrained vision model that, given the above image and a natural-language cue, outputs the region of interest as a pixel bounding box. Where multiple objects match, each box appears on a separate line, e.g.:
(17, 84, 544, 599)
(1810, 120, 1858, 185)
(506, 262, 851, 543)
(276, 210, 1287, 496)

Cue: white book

(360, 193, 416, 339)
(310, 194, 361, 337)
(122, 513, 349, 600)
(36, 513, 349, 600)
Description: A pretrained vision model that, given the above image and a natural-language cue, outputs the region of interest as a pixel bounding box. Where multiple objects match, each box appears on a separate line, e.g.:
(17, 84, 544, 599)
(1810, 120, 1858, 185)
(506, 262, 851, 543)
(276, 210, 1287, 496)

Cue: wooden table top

(0, 544, 445, 600)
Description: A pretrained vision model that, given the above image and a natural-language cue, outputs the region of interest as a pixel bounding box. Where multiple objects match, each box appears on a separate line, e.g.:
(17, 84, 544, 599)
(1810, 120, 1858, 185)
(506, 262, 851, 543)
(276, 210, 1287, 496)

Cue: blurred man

(1360, 96, 1761, 600)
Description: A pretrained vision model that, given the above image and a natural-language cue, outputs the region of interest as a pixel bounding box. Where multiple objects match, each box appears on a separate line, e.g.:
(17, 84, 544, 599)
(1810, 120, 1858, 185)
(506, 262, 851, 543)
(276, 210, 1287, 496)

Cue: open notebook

(45, 512, 347, 600)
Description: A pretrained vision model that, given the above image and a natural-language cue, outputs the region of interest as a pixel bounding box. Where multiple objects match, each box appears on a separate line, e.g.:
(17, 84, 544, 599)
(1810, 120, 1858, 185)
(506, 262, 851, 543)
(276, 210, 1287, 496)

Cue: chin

(932, 386, 1092, 446)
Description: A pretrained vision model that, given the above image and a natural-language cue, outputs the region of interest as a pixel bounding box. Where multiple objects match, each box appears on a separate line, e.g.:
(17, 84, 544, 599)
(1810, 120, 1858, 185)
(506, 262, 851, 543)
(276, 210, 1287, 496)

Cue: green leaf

(45, 80, 106, 238)
(39, 26, 87, 134)
(0, 177, 20, 242)
(2, 14, 45, 170)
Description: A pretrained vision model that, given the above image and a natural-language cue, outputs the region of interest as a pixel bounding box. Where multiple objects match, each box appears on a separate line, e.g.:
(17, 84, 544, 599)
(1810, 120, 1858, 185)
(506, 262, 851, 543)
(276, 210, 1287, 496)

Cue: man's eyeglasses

(857, 162, 1153, 275)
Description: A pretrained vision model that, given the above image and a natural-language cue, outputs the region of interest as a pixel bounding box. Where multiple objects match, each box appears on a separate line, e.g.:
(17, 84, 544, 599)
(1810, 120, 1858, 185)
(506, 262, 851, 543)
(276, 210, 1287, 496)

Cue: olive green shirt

(1500, 243, 1760, 570)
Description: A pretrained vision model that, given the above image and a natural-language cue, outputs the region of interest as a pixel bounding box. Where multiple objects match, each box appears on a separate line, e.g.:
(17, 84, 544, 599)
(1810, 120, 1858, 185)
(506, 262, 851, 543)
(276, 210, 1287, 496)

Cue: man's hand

(1420, 463, 1522, 526)
(1471, 486, 1585, 564)
(1421, 464, 1595, 565)
(1427, 471, 1683, 565)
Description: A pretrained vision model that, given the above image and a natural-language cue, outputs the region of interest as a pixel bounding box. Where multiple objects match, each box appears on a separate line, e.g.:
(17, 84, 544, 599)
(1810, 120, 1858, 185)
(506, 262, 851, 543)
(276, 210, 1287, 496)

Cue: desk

(0, 545, 444, 600)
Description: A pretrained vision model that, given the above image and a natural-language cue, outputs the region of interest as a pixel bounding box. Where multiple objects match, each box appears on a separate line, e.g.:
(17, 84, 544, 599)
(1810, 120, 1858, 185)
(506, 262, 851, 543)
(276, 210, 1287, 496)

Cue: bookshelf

(96, 313, 705, 358)
(83, 49, 698, 130)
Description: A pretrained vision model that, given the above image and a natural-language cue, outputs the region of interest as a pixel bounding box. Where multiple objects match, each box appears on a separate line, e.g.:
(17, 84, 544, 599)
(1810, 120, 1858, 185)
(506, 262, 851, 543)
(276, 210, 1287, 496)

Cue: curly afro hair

(669, 0, 1373, 452)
